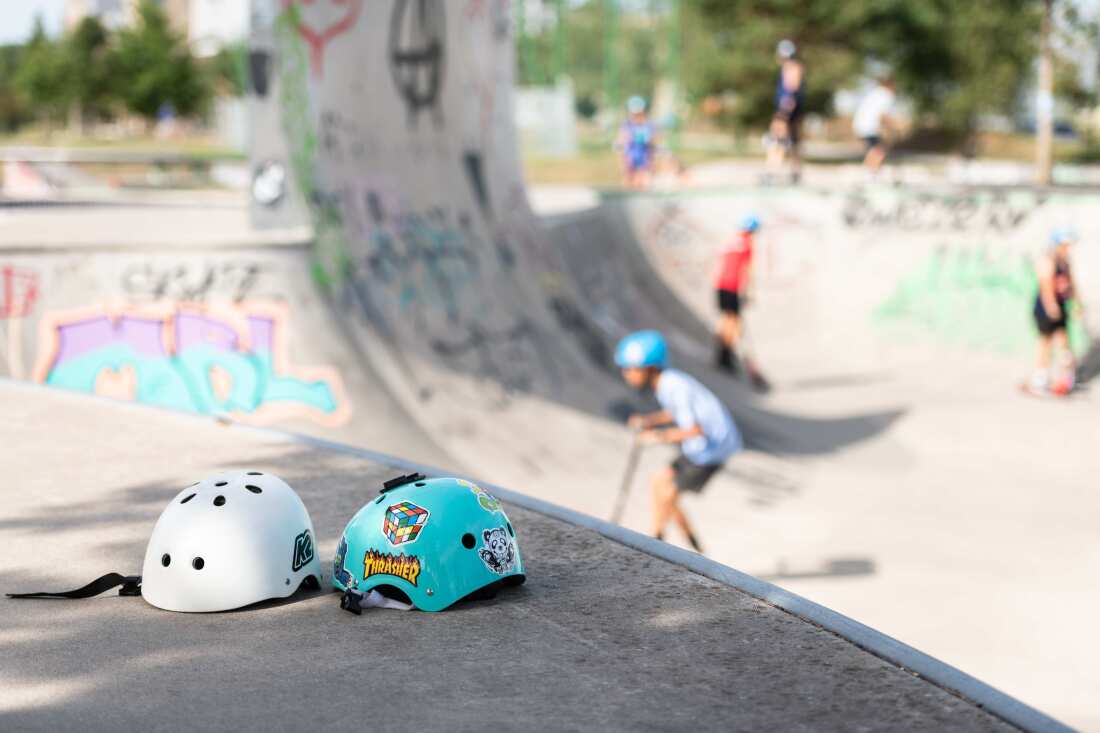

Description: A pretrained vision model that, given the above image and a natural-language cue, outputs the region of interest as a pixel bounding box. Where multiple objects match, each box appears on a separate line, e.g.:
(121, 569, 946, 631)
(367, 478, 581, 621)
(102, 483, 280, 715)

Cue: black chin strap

(8, 573, 141, 599)
(340, 589, 364, 615)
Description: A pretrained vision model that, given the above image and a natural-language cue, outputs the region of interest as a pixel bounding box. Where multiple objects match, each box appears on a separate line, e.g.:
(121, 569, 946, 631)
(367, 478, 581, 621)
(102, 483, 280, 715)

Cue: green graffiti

(875, 248, 1091, 356)
(275, 5, 349, 288)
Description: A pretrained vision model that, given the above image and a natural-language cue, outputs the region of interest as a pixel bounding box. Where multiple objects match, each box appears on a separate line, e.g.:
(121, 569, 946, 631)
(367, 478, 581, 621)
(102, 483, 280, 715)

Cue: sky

(0, 0, 66, 46)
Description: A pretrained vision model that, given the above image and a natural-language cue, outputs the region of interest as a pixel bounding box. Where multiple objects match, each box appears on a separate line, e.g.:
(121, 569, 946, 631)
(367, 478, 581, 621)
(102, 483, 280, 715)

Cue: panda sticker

(478, 527, 515, 575)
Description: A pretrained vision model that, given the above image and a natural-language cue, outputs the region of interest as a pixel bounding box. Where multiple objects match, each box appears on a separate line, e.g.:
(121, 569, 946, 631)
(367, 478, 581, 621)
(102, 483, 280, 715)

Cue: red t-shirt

(715, 232, 754, 292)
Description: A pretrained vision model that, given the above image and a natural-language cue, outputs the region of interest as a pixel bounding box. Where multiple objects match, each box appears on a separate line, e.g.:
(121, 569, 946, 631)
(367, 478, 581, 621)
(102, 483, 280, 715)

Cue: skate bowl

(0, 0, 1095, 728)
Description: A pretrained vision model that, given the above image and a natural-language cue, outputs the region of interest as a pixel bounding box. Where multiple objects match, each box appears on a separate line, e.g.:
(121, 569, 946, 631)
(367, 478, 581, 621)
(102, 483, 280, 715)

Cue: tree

(112, 0, 210, 124)
(208, 42, 249, 98)
(0, 45, 33, 132)
(65, 16, 115, 131)
(689, 0, 1043, 143)
(14, 17, 70, 130)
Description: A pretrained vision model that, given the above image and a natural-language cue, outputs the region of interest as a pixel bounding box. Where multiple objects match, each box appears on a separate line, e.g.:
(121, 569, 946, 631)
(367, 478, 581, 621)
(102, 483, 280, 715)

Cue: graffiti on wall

(281, 0, 364, 76)
(389, 0, 447, 126)
(0, 265, 40, 380)
(429, 317, 562, 404)
(122, 262, 264, 303)
(875, 247, 1091, 355)
(1, 265, 38, 319)
(843, 190, 1046, 232)
(275, 3, 351, 286)
(32, 302, 351, 426)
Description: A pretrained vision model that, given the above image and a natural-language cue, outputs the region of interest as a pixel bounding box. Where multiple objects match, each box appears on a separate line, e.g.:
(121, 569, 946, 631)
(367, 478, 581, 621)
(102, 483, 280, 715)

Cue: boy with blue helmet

(615, 331, 742, 551)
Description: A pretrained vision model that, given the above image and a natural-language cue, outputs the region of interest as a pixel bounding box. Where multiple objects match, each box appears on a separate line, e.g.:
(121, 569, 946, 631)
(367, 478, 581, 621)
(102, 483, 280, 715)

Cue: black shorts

(671, 455, 723, 493)
(717, 289, 742, 315)
(1034, 299, 1068, 335)
(862, 135, 882, 153)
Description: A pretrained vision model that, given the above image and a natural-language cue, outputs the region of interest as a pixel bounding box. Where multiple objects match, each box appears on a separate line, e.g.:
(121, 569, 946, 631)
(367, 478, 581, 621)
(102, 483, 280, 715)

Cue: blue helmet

(615, 330, 668, 369)
(1050, 227, 1077, 248)
(740, 214, 760, 233)
(627, 96, 647, 115)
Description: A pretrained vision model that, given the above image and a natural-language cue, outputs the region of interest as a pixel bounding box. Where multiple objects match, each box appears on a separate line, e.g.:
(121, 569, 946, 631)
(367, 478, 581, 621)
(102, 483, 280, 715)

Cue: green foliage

(0, 45, 33, 132)
(690, 0, 1045, 137)
(66, 16, 115, 125)
(208, 42, 249, 98)
(14, 17, 70, 125)
(516, 1, 673, 114)
(112, 0, 211, 122)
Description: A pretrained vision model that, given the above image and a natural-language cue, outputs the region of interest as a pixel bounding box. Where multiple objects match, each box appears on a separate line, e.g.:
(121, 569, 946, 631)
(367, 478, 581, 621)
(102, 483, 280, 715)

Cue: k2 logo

(292, 529, 315, 572)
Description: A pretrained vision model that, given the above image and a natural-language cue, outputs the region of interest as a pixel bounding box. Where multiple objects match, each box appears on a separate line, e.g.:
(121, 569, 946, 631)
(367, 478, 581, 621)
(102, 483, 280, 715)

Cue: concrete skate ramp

(0, 383, 1024, 732)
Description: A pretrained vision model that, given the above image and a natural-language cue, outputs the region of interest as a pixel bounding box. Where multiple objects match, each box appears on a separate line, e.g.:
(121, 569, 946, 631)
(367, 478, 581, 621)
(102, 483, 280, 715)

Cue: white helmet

(141, 471, 322, 612)
(777, 39, 797, 59)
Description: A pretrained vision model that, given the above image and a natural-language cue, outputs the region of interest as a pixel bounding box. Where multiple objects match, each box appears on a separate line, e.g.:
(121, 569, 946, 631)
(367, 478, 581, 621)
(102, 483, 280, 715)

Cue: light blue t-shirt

(655, 369, 741, 466)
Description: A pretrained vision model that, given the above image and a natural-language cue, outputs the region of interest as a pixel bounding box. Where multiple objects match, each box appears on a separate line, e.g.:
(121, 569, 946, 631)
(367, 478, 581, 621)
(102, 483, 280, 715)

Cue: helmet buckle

(340, 590, 364, 615)
(118, 579, 142, 597)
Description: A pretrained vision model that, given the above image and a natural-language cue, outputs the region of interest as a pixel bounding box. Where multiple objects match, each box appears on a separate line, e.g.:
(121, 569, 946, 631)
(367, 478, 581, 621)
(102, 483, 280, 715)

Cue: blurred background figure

(616, 95, 658, 190)
(1028, 228, 1080, 396)
(713, 214, 758, 376)
(853, 76, 898, 178)
(764, 39, 805, 184)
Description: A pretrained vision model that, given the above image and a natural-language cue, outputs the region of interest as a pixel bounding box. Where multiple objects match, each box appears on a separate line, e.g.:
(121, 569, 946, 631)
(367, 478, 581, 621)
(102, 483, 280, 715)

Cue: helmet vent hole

(461, 533, 476, 549)
(247, 472, 263, 475)
(415, 482, 426, 487)
(215, 481, 228, 487)
(506, 522, 515, 537)
(180, 493, 196, 504)
(161, 553, 171, 567)
(244, 485, 262, 494)
(213, 495, 226, 506)
(192, 557, 205, 570)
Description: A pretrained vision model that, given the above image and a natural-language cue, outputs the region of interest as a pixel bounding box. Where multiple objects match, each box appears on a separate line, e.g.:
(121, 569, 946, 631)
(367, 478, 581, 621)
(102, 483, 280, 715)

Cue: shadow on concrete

(1076, 338, 1100, 386)
(783, 372, 894, 392)
(757, 557, 877, 583)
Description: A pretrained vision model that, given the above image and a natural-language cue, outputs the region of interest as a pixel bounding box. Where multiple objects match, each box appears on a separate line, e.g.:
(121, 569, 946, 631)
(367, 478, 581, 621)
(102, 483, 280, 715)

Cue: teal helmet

(615, 330, 668, 369)
(333, 474, 525, 612)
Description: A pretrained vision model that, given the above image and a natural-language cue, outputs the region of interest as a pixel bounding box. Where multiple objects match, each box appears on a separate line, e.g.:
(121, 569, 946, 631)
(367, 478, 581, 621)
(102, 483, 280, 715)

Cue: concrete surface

(0, 384, 1014, 732)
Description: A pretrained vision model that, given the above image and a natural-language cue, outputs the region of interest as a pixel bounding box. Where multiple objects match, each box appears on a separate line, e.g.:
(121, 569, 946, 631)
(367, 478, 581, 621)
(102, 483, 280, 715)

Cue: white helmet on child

(140, 470, 322, 612)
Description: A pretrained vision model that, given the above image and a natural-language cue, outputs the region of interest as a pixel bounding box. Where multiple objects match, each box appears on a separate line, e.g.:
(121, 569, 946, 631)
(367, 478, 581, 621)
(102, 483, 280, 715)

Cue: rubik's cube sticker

(383, 501, 430, 546)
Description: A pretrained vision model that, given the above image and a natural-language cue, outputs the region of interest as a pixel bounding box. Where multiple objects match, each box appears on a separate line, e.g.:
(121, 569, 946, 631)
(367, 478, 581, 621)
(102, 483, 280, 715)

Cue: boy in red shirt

(714, 215, 758, 374)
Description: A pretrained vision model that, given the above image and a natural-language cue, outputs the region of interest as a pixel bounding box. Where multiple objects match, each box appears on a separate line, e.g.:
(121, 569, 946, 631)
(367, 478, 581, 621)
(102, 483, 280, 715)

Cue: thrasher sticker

(478, 527, 515, 575)
(292, 529, 315, 572)
(362, 549, 422, 587)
